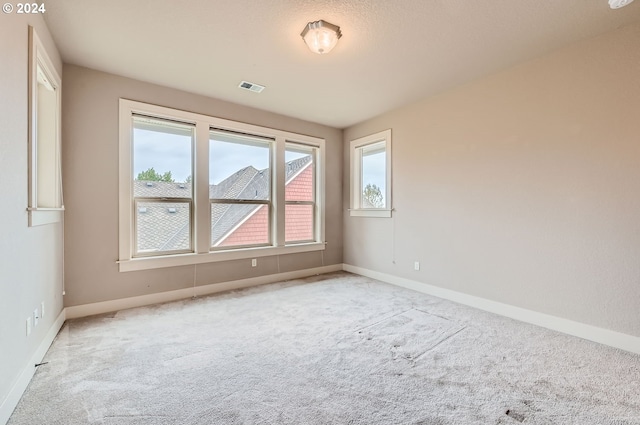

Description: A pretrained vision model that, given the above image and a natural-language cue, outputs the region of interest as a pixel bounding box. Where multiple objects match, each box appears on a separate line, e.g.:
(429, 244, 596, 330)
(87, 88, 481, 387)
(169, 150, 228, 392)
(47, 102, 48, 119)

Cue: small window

(349, 129, 392, 217)
(28, 27, 63, 226)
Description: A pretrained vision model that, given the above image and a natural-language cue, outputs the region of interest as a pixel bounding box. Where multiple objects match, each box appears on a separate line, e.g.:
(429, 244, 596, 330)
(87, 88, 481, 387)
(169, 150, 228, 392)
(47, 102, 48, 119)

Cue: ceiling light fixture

(301, 20, 342, 54)
(609, 0, 634, 8)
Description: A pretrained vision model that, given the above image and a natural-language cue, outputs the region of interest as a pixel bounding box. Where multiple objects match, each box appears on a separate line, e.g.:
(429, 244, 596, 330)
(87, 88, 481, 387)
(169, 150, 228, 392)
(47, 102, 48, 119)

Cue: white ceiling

(43, 0, 640, 129)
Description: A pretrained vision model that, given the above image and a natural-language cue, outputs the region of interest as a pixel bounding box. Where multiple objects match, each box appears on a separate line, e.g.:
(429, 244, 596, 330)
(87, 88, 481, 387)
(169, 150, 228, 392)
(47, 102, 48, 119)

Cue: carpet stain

(505, 409, 526, 422)
(414, 418, 447, 425)
(356, 309, 466, 362)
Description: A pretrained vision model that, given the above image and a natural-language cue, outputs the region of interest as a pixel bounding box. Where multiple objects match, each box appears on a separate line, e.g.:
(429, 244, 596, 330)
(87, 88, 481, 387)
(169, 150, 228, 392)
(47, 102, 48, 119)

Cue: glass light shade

(301, 20, 342, 54)
(609, 0, 634, 8)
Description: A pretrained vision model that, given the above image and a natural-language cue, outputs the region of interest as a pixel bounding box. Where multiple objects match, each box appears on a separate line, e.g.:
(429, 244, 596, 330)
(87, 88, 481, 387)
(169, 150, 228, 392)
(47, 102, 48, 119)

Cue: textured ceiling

(43, 0, 640, 128)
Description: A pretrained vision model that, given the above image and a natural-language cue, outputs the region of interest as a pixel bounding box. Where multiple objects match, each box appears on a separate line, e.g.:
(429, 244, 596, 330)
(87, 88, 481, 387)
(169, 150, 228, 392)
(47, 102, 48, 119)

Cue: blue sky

(362, 151, 386, 197)
(133, 128, 192, 182)
(133, 129, 309, 184)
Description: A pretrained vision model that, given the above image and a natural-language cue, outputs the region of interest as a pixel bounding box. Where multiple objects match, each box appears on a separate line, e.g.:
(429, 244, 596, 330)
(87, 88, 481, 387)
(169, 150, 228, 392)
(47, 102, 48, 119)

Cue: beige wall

(62, 65, 343, 307)
(343, 23, 640, 337)
(0, 14, 63, 413)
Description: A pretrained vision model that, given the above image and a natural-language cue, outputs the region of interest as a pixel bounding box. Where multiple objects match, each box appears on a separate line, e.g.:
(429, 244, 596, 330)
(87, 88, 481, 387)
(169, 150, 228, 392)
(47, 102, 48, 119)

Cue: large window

(349, 129, 392, 217)
(119, 100, 325, 271)
(28, 26, 63, 226)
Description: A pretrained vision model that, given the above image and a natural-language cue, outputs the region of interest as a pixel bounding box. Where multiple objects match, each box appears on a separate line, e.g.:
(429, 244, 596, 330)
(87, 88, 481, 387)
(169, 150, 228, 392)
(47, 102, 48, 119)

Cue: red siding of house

(286, 165, 313, 202)
(285, 204, 313, 242)
(286, 165, 314, 242)
(219, 205, 269, 247)
(218, 163, 314, 246)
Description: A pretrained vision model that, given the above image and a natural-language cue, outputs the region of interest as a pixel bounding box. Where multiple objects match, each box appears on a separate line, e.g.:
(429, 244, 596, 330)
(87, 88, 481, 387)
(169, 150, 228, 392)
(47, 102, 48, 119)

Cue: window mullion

(313, 148, 322, 243)
(285, 201, 314, 205)
(275, 136, 286, 247)
(211, 199, 269, 205)
(195, 121, 210, 254)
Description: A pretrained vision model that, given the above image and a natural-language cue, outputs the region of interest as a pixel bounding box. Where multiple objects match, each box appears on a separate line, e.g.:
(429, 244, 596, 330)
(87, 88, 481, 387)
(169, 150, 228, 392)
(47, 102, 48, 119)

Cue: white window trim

(118, 99, 326, 272)
(349, 129, 392, 218)
(27, 26, 64, 226)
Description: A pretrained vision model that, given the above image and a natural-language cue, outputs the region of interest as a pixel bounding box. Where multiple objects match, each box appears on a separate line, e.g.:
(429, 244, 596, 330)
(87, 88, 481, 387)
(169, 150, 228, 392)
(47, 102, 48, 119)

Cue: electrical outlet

(26, 317, 32, 336)
(40, 301, 45, 319)
(33, 308, 39, 327)
(414, 261, 420, 271)
(251, 259, 257, 267)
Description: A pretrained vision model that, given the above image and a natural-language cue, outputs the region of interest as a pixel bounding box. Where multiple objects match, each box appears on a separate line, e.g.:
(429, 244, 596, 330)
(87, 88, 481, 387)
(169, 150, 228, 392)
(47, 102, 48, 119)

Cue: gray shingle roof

(135, 155, 311, 253)
(134, 181, 192, 198)
(136, 202, 190, 253)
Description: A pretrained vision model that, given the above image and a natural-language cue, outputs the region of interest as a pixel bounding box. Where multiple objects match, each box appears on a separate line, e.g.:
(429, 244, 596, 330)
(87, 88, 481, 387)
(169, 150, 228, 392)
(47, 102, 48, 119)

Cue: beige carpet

(8, 272, 640, 424)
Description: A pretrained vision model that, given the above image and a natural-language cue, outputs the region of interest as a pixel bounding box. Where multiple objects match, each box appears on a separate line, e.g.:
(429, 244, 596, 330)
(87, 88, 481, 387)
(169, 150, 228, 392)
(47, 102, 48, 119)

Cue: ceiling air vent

(238, 81, 265, 93)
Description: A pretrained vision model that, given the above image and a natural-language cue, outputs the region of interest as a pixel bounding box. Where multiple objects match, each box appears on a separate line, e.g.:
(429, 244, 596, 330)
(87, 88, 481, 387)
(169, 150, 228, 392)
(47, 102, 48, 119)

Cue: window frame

(285, 142, 319, 244)
(118, 99, 326, 272)
(131, 115, 195, 257)
(209, 130, 274, 250)
(27, 26, 64, 226)
(349, 129, 392, 218)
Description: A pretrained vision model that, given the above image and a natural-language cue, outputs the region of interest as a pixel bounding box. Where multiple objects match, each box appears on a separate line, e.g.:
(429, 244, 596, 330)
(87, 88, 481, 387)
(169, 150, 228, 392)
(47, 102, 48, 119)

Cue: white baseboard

(66, 264, 343, 319)
(343, 264, 640, 355)
(0, 309, 66, 425)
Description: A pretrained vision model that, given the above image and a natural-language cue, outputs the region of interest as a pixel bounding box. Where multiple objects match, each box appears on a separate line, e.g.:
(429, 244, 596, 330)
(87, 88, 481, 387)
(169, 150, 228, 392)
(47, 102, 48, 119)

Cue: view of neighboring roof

(136, 201, 190, 253)
(133, 180, 192, 199)
(133, 155, 312, 254)
(285, 156, 311, 183)
(211, 166, 270, 246)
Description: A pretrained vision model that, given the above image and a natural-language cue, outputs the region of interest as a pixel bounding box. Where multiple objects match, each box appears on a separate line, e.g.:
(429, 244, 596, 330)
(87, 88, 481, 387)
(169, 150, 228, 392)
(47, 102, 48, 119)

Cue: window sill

(349, 209, 392, 218)
(118, 242, 326, 272)
(28, 208, 64, 226)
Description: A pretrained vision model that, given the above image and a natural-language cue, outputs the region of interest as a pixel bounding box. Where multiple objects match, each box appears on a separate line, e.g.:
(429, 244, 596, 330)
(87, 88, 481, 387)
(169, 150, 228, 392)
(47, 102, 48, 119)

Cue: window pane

(361, 143, 386, 209)
(211, 203, 270, 247)
(36, 66, 59, 208)
(133, 117, 193, 198)
(136, 202, 191, 254)
(285, 204, 314, 243)
(210, 131, 271, 201)
(285, 144, 314, 202)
